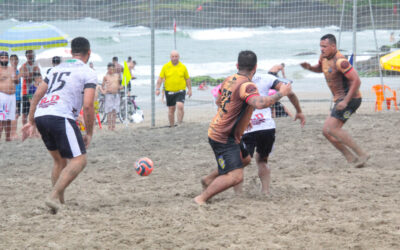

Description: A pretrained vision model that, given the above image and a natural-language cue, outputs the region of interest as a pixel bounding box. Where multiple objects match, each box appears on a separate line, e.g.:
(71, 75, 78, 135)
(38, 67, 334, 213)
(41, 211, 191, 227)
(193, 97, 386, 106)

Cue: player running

(301, 34, 369, 168)
(22, 37, 97, 214)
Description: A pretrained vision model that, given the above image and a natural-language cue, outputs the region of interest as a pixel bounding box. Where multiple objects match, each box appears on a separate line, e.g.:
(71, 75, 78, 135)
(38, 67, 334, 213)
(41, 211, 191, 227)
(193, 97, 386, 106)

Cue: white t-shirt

(35, 59, 97, 120)
(245, 73, 280, 133)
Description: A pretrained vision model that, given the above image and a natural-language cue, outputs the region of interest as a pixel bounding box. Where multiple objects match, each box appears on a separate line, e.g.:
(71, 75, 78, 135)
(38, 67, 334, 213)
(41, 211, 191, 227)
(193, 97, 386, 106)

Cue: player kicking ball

(22, 37, 97, 214)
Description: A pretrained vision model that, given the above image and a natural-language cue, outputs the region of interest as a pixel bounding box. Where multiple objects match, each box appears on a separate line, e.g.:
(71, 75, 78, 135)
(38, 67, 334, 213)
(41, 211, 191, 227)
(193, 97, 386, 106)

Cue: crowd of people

(2, 33, 370, 212)
(0, 49, 138, 138)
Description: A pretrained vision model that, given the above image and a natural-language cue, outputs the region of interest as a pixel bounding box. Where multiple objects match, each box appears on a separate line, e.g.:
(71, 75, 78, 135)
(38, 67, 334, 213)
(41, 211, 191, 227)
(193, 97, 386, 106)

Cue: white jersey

(34, 59, 97, 120)
(245, 73, 279, 133)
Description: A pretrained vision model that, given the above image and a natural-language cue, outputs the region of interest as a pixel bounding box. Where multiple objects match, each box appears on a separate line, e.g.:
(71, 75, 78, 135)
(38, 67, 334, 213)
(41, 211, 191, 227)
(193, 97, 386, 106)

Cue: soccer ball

(135, 157, 154, 176)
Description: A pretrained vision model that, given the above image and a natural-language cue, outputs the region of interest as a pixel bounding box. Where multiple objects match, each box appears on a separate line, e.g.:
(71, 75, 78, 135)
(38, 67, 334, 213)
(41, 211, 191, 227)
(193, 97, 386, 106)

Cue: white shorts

(0, 92, 16, 121)
(105, 93, 120, 113)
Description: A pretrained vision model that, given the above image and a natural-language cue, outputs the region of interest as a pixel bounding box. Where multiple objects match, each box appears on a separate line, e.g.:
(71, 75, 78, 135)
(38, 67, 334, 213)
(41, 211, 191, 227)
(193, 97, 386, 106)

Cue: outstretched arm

(300, 62, 322, 73)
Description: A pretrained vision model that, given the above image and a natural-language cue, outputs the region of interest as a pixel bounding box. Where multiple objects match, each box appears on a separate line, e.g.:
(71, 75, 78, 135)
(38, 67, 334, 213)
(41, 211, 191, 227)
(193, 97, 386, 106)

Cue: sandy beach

(1, 101, 399, 249)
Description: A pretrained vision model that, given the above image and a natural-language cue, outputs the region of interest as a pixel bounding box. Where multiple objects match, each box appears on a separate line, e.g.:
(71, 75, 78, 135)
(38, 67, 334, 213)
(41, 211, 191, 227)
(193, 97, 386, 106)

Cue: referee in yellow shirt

(156, 50, 192, 127)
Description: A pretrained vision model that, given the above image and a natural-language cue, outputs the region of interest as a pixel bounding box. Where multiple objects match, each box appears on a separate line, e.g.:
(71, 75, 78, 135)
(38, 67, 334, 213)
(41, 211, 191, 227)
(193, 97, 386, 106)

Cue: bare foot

(261, 189, 270, 196)
(194, 195, 206, 205)
(45, 197, 61, 214)
(353, 155, 370, 168)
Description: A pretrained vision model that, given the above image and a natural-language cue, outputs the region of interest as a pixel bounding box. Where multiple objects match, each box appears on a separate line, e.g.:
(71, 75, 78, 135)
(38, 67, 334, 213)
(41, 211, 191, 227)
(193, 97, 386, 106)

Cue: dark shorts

(35, 115, 86, 159)
(242, 129, 275, 158)
(331, 98, 362, 123)
(209, 137, 244, 175)
(165, 90, 185, 107)
(268, 72, 278, 76)
(16, 100, 21, 115)
(21, 95, 30, 115)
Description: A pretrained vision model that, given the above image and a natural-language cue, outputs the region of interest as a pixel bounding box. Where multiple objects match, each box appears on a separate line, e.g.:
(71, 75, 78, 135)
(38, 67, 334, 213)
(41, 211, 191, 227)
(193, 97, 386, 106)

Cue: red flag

(394, 5, 398, 15)
(196, 5, 203, 11)
(173, 19, 176, 33)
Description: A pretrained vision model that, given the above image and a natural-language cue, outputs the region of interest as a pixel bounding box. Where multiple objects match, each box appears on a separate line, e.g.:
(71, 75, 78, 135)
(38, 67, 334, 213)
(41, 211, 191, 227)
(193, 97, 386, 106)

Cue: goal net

(0, 0, 399, 139)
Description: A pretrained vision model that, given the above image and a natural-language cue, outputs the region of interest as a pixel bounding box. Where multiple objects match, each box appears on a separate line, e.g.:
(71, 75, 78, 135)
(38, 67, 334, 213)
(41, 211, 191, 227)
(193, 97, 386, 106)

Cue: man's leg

(176, 101, 184, 124)
(11, 115, 19, 140)
(0, 121, 3, 139)
(111, 110, 116, 130)
(194, 168, 243, 205)
(4, 120, 11, 141)
(233, 154, 251, 194)
(323, 116, 368, 165)
(46, 154, 87, 213)
(48, 150, 68, 203)
(255, 152, 271, 195)
(168, 106, 176, 127)
(107, 112, 112, 130)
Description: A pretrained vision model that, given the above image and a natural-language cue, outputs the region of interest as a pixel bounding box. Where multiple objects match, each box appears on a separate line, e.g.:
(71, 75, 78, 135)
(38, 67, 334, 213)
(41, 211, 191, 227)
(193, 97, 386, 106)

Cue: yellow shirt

(159, 61, 189, 92)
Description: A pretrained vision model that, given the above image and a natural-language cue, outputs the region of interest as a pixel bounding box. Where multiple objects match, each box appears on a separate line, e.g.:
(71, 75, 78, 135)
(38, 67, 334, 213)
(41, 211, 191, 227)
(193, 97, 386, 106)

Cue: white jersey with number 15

(34, 59, 97, 120)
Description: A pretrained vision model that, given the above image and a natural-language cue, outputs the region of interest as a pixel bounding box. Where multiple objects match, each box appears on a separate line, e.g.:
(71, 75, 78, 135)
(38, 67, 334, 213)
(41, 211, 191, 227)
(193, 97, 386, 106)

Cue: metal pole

(338, 0, 346, 49)
(150, 0, 155, 127)
(352, 0, 357, 69)
(174, 18, 177, 50)
(368, 0, 386, 108)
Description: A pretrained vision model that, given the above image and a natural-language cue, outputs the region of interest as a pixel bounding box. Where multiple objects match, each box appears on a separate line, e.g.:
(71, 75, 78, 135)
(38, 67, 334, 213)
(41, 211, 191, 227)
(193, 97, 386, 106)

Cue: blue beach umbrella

(0, 23, 68, 51)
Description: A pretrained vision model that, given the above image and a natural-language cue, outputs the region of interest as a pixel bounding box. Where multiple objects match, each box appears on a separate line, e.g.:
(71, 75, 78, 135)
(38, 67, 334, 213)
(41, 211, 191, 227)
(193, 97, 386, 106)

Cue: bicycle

(98, 91, 141, 124)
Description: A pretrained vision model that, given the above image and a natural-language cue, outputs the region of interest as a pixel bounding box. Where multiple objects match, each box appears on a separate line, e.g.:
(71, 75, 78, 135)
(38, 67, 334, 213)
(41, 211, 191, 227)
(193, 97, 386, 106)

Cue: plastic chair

(372, 84, 399, 111)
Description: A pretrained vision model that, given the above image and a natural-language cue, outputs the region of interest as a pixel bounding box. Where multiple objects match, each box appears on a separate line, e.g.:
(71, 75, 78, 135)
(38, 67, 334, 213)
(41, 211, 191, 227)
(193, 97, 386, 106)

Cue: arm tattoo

(271, 92, 283, 103)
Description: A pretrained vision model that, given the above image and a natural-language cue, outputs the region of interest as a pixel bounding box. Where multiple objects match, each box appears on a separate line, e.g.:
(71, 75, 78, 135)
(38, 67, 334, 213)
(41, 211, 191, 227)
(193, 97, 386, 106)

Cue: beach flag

(122, 61, 132, 87)
(173, 19, 176, 33)
(196, 5, 203, 11)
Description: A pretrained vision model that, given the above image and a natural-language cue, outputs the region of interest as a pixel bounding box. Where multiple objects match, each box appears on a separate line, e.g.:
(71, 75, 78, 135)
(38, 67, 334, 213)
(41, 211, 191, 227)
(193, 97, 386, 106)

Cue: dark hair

(238, 50, 257, 71)
(10, 54, 18, 59)
(127, 56, 132, 61)
(25, 50, 33, 55)
(281, 63, 285, 67)
(107, 62, 114, 68)
(0, 51, 9, 57)
(112, 56, 118, 62)
(132, 60, 136, 65)
(52, 56, 61, 65)
(71, 37, 90, 55)
(321, 34, 336, 45)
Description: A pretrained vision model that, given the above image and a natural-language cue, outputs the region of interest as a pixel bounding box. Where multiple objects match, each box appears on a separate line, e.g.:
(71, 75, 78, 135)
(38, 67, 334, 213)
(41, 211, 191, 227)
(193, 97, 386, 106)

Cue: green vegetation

(190, 75, 225, 86)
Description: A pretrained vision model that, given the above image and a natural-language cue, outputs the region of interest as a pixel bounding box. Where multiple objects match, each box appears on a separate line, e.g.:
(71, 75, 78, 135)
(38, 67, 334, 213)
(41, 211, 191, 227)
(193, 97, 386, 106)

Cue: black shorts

(21, 95, 30, 115)
(16, 100, 21, 115)
(35, 115, 86, 159)
(165, 90, 185, 107)
(331, 98, 361, 123)
(242, 129, 275, 158)
(209, 137, 244, 175)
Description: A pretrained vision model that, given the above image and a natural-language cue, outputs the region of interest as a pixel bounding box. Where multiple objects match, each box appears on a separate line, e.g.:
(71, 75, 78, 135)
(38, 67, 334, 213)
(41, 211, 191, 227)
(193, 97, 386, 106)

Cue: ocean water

(0, 18, 397, 106)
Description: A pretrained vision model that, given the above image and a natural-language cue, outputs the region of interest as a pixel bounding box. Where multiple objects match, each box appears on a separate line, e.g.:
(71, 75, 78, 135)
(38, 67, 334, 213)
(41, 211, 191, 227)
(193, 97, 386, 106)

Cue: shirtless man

(101, 63, 121, 130)
(268, 63, 286, 78)
(0, 51, 18, 141)
(10, 54, 21, 140)
(19, 50, 41, 125)
(112, 56, 123, 82)
(301, 34, 369, 168)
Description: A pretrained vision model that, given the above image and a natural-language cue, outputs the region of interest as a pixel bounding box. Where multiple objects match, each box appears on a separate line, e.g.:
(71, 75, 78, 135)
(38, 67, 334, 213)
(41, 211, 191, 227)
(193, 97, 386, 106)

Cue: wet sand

(0, 109, 399, 249)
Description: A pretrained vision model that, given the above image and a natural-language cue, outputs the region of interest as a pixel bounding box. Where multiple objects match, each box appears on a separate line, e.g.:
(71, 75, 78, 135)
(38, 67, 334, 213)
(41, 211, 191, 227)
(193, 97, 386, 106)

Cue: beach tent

(380, 50, 400, 72)
(0, 23, 67, 51)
